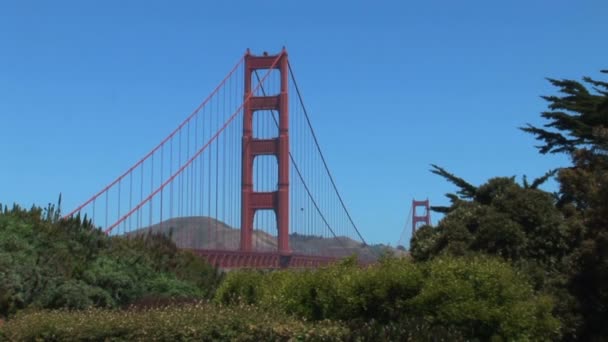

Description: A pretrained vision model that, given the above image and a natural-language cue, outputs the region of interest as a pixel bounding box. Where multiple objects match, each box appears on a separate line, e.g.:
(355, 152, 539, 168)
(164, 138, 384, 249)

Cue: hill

(137, 216, 403, 262)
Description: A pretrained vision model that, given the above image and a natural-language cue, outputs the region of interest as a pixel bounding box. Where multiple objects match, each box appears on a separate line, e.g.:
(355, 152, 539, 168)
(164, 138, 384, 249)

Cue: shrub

(0, 204, 222, 318)
(214, 270, 264, 305)
(1, 304, 349, 341)
(410, 256, 561, 340)
(215, 255, 561, 340)
(336, 257, 423, 321)
(35, 279, 115, 310)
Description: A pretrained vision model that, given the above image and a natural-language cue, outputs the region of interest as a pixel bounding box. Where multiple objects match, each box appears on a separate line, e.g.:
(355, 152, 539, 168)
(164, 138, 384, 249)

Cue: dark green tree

(413, 70, 607, 340)
(522, 70, 608, 340)
(521, 70, 608, 155)
(411, 172, 569, 268)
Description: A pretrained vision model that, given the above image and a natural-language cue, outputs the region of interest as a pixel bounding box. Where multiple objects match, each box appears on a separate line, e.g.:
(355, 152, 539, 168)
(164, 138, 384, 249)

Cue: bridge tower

(412, 199, 431, 236)
(241, 49, 290, 255)
(397, 199, 431, 249)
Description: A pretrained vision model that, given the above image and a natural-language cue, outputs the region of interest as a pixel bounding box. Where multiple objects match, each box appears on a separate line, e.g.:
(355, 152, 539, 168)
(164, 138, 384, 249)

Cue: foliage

(413, 169, 580, 338)
(0, 203, 221, 319)
(215, 255, 560, 340)
(412, 176, 571, 268)
(411, 257, 559, 340)
(1, 303, 349, 342)
(557, 150, 608, 339)
(214, 270, 264, 305)
(415, 69, 608, 340)
(523, 70, 608, 340)
(521, 70, 608, 155)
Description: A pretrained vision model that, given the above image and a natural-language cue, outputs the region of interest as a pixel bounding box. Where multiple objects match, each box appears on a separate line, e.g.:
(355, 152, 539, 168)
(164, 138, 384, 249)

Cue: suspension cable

(286, 62, 367, 245)
(253, 71, 343, 241)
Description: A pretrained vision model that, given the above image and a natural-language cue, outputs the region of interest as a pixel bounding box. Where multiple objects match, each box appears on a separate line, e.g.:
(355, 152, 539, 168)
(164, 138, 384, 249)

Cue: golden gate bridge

(64, 49, 430, 268)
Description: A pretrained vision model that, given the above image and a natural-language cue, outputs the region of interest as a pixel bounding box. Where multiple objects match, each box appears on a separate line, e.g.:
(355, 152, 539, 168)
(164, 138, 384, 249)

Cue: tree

(521, 70, 608, 155)
(415, 70, 607, 340)
(522, 70, 608, 340)
(411, 174, 570, 268)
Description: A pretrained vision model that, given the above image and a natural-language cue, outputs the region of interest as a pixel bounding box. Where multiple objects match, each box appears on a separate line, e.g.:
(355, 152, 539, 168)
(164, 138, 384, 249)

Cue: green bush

(35, 279, 115, 310)
(343, 318, 465, 342)
(411, 256, 560, 340)
(336, 257, 423, 321)
(269, 267, 341, 320)
(215, 255, 561, 340)
(0, 203, 221, 319)
(1, 304, 349, 341)
(214, 270, 264, 305)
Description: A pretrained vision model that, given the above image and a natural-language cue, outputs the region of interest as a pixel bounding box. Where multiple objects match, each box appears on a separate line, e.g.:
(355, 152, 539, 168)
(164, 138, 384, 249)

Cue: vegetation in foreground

(0, 203, 558, 341)
(0, 256, 557, 341)
(0, 203, 222, 318)
(1, 304, 348, 341)
(215, 256, 559, 341)
(412, 69, 608, 340)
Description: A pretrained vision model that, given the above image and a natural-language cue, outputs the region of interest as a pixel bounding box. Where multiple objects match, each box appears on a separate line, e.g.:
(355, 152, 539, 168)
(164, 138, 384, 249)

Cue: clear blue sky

(1, 1, 606, 245)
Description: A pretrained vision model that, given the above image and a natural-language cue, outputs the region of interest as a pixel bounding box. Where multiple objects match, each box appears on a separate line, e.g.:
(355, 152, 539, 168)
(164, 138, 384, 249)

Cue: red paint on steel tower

(412, 199, 431, 237)
(241, 49, 291, 255)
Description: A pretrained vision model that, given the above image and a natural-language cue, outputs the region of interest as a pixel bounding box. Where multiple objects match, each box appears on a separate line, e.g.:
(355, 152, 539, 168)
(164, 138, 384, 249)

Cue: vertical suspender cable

(117, 180, 121, 234)
(150, 152, 154, 227)
(139, 164, 144, 229)
(288, 62, 367, 245)
(160, 144, 164, 233)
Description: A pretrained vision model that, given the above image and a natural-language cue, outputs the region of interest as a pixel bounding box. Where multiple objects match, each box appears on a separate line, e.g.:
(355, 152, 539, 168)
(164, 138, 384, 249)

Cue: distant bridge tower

(397, 199, 431, 249)
(411, 199, 431, 236)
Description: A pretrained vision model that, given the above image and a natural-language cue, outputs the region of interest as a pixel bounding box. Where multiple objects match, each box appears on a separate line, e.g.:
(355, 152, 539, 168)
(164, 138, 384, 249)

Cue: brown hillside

(134, 216, 396, 262)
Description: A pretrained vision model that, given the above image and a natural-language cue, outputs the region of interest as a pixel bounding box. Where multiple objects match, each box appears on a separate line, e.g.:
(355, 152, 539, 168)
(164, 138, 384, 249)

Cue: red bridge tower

(241, 50, 290, 255)
(412, 199, 431, 236)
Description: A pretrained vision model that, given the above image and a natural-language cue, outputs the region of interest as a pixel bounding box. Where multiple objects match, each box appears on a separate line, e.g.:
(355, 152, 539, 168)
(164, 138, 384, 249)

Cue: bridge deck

(187, 249, 338, 269)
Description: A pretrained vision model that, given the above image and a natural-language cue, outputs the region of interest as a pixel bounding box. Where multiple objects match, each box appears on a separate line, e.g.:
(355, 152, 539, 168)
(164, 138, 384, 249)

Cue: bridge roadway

(186, 249, 338, 269)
